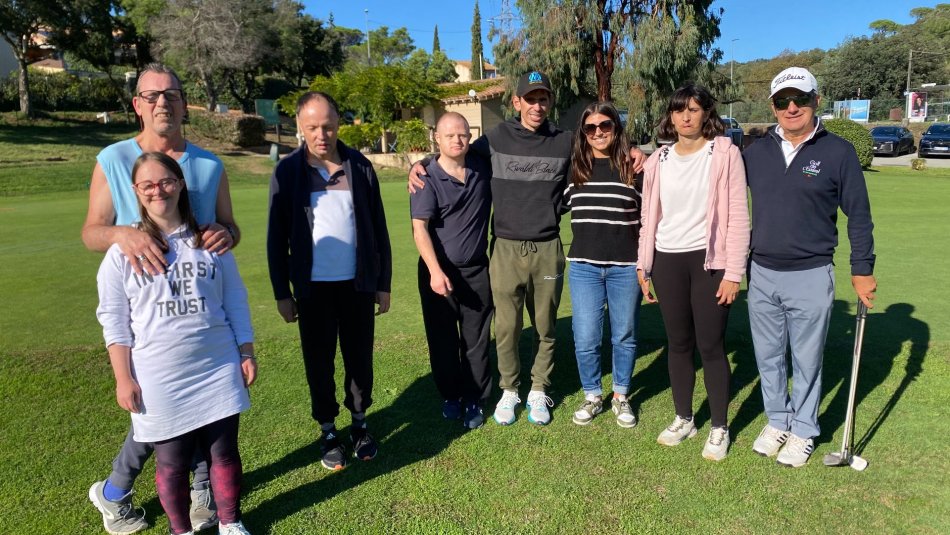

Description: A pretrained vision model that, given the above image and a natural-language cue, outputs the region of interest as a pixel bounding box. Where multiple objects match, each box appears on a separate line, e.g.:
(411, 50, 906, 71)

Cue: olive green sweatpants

(489, 237, 565, 392)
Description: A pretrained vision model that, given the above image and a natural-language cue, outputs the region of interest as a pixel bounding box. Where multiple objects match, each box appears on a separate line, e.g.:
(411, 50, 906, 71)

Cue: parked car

(720, 116, 744, 148)
(871, 126, 915, 156)
(918, 123, 950, 157)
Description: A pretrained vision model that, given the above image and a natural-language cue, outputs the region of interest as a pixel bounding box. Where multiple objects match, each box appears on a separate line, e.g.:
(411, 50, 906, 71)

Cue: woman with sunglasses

(637, 84, 749, 461)
(564, 102, 642, 428)
(96, 152, 257, 535)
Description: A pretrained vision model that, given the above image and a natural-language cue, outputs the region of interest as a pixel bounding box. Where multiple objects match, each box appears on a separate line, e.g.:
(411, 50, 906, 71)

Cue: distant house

(423, 79, 507, 140)
(31, 57, 66, 74)
(454, 60, 497, 83)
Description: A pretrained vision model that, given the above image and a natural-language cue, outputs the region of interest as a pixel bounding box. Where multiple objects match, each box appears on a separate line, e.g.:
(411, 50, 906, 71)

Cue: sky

(302, 0, 941, 65)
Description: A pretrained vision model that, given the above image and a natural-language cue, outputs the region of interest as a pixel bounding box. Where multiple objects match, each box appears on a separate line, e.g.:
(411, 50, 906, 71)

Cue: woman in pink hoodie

(637, 84, 750, 461)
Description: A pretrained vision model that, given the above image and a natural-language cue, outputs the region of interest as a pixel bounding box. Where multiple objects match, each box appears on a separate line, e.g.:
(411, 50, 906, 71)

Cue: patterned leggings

(153, 414, 242, 534)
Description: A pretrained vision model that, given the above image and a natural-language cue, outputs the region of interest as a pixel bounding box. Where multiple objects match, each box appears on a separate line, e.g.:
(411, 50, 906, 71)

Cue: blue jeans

(568, 261, 642, 396)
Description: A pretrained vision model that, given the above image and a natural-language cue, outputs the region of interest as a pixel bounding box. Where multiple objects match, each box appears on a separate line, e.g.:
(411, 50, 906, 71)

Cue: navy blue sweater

(743, 124, 875, 275)
(267, 142, 392, 300)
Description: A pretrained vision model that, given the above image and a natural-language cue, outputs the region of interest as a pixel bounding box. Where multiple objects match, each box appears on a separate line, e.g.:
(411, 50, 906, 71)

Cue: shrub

(391, 119, 430, 153)
(0, 70, 124, 112)
(822, 118, 873, 169)
(187, 109, 265, 147)
(339, 123, 379, 151)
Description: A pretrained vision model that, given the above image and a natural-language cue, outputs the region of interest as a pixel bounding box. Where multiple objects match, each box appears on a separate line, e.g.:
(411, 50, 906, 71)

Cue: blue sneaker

(463, 402, 485, 429)
(442, 399, 463, 420)
(526, 390, 553, 425)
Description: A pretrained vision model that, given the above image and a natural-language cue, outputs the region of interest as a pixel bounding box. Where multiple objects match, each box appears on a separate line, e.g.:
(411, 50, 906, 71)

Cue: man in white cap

(742, 67, 877, 467)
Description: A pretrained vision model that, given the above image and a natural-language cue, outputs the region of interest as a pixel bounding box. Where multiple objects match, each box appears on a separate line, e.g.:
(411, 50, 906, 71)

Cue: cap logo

(773, 73, 806, 89)
(528, 71, 543, 84)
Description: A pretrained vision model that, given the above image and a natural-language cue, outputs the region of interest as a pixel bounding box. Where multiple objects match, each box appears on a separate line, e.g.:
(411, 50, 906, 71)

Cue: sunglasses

(134, 178, 182, 195)
(583, 119, 614, 136)
(772, 92, 815, 110)
(137, 89, 184, 103)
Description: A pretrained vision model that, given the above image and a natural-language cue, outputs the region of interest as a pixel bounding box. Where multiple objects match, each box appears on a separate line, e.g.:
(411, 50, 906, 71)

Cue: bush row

(822, 118, 874, 169)
(186, 109, 266, 147)
(0, 70, 125, 112)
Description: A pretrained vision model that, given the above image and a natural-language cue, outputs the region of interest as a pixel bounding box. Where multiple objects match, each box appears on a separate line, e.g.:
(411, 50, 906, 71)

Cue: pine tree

(432, 24, 440, 52)
(471, 1, 483, 80)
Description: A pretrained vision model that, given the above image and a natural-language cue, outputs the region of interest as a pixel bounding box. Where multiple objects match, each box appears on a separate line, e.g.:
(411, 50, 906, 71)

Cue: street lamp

(729, 38, 739, 119)
(364, 9, 371, 63)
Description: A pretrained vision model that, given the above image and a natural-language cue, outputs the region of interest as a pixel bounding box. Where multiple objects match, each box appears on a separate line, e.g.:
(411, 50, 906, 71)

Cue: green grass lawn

(1, 123, 948, 534)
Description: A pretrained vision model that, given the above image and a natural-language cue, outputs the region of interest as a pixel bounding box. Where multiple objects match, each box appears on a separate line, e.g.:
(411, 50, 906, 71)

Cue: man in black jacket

(743, 67, 876, 468)
(267, 91, 392, 471)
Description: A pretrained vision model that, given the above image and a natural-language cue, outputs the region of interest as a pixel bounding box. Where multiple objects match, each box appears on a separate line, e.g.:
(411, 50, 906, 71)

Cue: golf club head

(849, 455, 869, 471)
(823, 452, 849, 466)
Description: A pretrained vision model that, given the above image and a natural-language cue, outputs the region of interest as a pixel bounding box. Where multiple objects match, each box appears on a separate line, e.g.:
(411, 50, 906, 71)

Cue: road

(872, 152, 950, 168)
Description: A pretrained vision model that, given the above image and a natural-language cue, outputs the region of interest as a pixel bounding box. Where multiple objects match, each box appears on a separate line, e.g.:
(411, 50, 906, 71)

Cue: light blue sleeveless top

(97, 138, 224, 225)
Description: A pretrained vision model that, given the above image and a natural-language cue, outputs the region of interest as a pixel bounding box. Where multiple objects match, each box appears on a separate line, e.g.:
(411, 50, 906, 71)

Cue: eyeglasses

(133, 178, 182, 195)
(137, 89, 184, 103)
(772, 93, 815, 110)
(583, 119, 615, 136)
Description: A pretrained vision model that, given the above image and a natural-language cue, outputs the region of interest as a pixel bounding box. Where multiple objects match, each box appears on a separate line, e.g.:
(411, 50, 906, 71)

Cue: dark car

(918, 123, 950, 157)
(871, 126, 915, 156)
(720, 117, 744, 148)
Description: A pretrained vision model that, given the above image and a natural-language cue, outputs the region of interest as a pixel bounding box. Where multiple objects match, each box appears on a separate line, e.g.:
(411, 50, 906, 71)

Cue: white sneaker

(87, 480, 149, 535)
(493, 390, 521, 425)
(611, 397, 637, 428)
(776, 434, 814, 468)
(572, 395, 603, 425)
(752, 424, 790, 457)
(702, 426, 730, 461)
(526, 390, 553, 426)
(656, 416, 697, 446)
(219, 520, 251, 535)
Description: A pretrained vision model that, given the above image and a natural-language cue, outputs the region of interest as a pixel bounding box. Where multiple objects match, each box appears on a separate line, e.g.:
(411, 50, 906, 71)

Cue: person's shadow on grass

(237, 374, 467, 528)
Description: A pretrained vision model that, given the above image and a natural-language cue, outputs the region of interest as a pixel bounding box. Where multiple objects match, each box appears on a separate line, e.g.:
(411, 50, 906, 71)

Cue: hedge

(339, 123, 379, 151)
(0, 70, 125, 112)
(822, 118, 874, 169)
(391, 119, 430, 153)
(186, 109, 265, 147)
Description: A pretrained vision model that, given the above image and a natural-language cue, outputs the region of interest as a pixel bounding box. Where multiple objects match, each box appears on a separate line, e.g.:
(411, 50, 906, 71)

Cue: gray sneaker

(493, 390, 521, 425)
(656, 416, 697, 446)
(610, 397, 637, 428)
(526, 390, 553, 426)
(190, 487, 219, 531)
(752, 424, 790, 457)
(88, 481, 149, 535)
(572, 396, 603, 425)
(776, 434, 814, 468)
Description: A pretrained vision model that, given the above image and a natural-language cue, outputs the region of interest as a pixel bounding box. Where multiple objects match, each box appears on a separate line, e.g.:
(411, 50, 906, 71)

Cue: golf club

(823, 300, 869, 472)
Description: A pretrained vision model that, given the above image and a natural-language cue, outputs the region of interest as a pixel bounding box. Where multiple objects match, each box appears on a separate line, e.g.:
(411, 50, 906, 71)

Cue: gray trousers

(748, 261, 834, 439)
(109, 426, 209, 491)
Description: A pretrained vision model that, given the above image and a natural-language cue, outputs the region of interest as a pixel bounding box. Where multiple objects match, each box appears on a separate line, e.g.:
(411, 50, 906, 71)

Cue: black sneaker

(320, 429, 347, 471)
(351, 426, 378, 461)
(463, 401, 485, 429)
(442, 398, 463, 420)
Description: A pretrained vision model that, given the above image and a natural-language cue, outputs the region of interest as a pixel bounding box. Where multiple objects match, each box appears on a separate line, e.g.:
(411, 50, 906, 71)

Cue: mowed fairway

(1, 122, 948, 534)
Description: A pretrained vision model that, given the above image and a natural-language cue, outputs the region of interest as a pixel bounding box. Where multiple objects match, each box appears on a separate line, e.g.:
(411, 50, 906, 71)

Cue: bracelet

(240, 353, 256, 360)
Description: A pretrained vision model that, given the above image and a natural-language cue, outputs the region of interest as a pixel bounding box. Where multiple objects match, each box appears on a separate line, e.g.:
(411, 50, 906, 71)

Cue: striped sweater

(563, 158, 641, 265)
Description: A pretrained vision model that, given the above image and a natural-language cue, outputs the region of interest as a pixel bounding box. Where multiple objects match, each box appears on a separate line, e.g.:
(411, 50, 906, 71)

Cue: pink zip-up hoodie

(637, 136, 750, 283)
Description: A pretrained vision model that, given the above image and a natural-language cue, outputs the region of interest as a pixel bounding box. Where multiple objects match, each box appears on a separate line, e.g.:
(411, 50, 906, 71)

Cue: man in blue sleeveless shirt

(82, 63, 240, 534)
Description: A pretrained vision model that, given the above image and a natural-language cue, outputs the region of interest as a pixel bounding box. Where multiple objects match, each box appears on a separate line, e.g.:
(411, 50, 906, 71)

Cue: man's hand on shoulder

(408, 161, 427, 194)
(201, 222, 235, 254)
(117, 226, 168, 276)
(628, 147, 646, 174)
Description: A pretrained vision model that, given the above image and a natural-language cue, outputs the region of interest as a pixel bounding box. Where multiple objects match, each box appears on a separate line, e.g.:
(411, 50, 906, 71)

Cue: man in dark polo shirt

(410, 112, 493, 430)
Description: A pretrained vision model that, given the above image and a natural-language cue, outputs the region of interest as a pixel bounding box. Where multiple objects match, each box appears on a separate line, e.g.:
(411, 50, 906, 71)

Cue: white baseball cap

(769, 67, 818, 98)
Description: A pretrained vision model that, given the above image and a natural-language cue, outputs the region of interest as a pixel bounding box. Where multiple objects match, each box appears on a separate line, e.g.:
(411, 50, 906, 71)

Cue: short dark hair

(296, 91, 340, 117)
(656, 83, 726, 142)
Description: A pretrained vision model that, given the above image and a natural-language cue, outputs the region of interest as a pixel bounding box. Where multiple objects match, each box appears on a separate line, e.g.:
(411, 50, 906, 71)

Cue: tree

(0, 0, 44, 116)
(869, 19, 901, 36)
(405, 48, 458, 83)
(349, 26, 413, 66)
(493, 1, 722, 119)
(150, 0, 267, 111)
(471, 0, 483, 80)
(432, 24, 440, 52)
(272, 5, 345, 88)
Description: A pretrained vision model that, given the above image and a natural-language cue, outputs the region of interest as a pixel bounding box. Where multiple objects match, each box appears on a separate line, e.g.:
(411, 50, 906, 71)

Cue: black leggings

(153, 414, 242, 534)
(652, 250, 732, 428)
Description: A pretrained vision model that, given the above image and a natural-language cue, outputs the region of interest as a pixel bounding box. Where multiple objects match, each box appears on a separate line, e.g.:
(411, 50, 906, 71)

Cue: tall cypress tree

(471, 1, 483, 80)
(432, 24, 440, 52)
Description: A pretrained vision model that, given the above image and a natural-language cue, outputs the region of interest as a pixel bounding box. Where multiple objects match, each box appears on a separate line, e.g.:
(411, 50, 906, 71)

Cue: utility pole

(364, 9, 371, 63)
(729, 38, 739, 119)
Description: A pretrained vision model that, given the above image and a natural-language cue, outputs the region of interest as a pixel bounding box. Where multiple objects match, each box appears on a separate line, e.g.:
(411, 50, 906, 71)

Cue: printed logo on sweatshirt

(802, 160, 822, 177)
